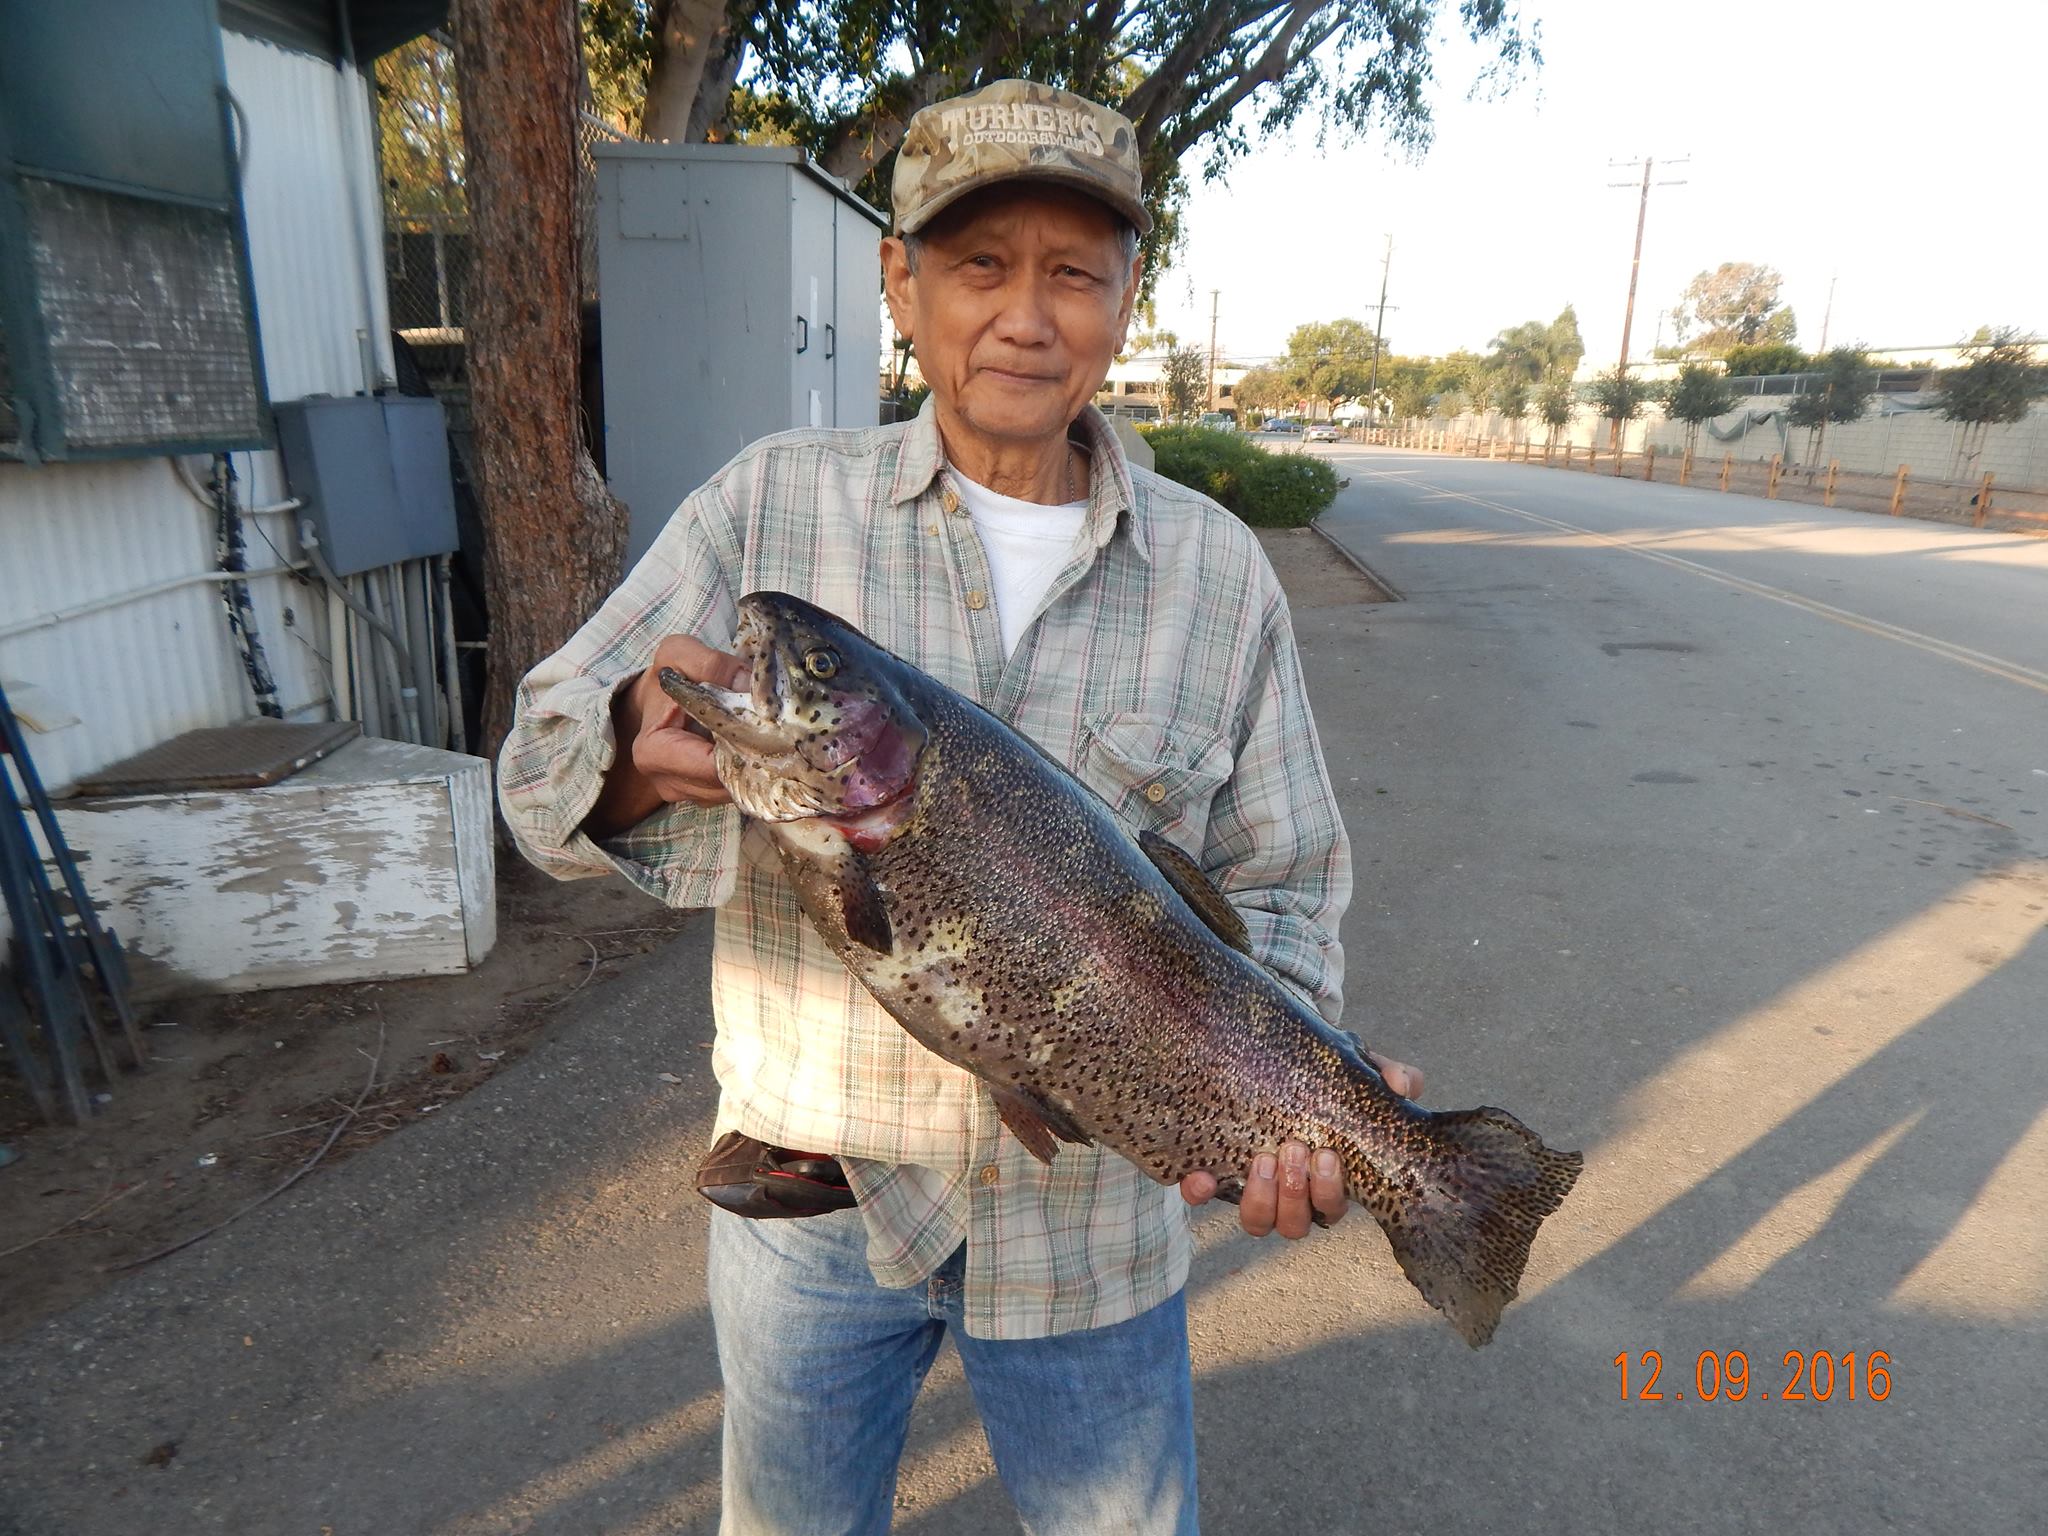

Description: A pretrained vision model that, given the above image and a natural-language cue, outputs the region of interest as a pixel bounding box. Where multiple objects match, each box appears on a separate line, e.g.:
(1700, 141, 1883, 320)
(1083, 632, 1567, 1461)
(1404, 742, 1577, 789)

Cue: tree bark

(641, 0, 733, 141)
(452, 0, 628, 758)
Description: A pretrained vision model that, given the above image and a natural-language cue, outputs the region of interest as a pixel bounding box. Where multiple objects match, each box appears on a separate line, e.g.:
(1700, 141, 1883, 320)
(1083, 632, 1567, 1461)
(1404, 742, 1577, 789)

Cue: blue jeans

(707, 1206, 1199, 1535)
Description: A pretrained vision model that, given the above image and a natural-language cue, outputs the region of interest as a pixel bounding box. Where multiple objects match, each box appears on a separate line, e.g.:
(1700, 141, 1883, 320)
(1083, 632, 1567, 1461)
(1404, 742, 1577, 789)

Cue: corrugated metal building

(0, 21, 406, 790)
(0, 2, 491, 1011)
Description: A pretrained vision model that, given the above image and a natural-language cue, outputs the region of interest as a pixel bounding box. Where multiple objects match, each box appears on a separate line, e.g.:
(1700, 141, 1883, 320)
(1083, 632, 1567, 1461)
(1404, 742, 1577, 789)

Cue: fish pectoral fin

(1138, 830, 1252, 954)
(989, 1086, 1093, 1165)
(835, 854, 894, 953)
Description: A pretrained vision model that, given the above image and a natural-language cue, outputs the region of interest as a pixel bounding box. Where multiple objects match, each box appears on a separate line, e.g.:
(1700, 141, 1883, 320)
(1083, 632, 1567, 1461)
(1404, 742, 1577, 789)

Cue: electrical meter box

(273, 394, 459, 577)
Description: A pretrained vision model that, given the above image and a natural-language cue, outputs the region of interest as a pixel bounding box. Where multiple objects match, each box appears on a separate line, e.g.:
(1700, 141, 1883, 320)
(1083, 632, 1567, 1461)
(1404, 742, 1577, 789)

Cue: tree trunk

(641, 0, 733, 141)
(453, 0, 628, 758)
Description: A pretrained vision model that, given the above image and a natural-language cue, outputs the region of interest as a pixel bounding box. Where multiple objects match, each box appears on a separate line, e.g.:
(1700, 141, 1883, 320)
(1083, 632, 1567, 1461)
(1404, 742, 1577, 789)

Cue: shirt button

(1145, 782, 1167, 804)
(966, 590, 987, 611)
(942, 488, 963, 515)
(926, 524, 939, 536)
(978, 1165, 1000, 1187)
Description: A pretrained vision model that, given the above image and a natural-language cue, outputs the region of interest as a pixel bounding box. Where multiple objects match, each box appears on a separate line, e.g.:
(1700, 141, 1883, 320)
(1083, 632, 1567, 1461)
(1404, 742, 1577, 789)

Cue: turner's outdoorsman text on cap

(892, 79, 1152, 237)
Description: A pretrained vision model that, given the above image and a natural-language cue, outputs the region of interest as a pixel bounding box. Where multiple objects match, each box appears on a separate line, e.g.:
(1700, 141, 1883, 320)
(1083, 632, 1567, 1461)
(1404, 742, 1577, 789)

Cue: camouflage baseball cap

(892, 79, 1151, 237)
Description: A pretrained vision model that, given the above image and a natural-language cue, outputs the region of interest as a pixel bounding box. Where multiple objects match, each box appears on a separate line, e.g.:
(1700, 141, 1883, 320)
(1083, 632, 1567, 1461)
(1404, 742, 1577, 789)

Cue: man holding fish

(502, 79, 1439, 1536)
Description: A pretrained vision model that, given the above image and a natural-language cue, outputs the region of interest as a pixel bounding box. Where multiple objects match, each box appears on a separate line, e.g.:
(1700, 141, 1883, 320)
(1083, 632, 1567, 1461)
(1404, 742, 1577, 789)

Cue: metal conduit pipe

(0, 564, 309, 644)
(169, 454, 302, 518)
(299, 521, 426, 743)
(435, 554, 467, 755)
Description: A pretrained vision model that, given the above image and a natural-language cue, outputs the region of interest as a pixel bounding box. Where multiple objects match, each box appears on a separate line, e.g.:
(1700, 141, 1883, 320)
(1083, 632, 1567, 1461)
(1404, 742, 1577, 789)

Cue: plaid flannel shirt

(498, 401, 1350, 1339)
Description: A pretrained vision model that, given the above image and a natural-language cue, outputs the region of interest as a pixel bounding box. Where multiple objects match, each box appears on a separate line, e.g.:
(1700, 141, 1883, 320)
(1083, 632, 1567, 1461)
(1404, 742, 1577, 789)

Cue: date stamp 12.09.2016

(1614, 1350, 1892, 1403)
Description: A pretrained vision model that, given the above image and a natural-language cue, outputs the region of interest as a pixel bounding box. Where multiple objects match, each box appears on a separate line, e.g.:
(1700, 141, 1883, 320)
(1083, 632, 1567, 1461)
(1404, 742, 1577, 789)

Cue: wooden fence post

(1823, 460, 1839, 507)
(1680, 447, 1693, 486)
(1974, 473, 1994, 527)
(1644, 443, 1656, 482)
(1720, 453, 1732, 492)
(1890, 465, 1909, 515)
(1767, 454, 1783, 499)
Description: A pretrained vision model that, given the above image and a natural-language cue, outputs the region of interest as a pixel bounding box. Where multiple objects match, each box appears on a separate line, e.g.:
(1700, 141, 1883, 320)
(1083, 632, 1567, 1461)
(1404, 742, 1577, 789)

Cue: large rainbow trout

(663, 592, 1581, 1346)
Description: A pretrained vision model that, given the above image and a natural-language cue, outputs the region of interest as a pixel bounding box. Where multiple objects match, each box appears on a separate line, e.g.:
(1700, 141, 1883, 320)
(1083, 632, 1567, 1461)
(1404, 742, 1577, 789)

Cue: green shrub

(1139, 425, 1340, 528)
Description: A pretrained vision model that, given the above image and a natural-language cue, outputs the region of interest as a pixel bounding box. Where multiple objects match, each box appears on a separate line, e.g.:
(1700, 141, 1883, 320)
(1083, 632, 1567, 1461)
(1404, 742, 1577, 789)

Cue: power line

(1608, 155, 1687, 374)
(1369, 235, 1393, 399)
(1207, 289, 1220, 412)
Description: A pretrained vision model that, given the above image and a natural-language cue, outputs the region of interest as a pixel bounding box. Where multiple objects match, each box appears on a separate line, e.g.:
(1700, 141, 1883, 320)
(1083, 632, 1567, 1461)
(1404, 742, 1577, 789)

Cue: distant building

(1095, 353, 1247, 420)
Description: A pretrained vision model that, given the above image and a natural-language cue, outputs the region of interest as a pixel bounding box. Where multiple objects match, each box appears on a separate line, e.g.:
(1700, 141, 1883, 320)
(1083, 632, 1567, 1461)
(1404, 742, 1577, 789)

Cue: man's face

(882, 185, 1141, 449)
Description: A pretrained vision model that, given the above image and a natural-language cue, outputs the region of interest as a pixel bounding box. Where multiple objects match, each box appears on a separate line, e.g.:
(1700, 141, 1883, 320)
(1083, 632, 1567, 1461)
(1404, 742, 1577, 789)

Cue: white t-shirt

(950, 473, 1089, 657)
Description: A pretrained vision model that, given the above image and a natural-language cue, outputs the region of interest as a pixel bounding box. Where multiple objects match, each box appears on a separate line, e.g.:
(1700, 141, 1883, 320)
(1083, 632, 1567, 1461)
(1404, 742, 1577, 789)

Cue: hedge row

(1139, 425, 1340, 528)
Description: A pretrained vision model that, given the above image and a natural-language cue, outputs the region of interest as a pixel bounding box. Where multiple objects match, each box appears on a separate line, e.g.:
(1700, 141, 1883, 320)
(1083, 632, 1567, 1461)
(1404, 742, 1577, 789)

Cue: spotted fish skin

(661, 592, 1583, 1347)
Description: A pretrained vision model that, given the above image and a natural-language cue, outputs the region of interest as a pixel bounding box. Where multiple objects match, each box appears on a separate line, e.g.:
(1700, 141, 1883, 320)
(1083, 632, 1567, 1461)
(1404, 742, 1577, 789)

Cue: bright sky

(1150, 0, 2046, 369)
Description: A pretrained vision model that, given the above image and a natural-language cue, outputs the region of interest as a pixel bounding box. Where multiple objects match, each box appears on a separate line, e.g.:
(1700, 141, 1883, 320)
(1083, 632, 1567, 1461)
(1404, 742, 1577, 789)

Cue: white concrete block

(55, 736, 496, 996)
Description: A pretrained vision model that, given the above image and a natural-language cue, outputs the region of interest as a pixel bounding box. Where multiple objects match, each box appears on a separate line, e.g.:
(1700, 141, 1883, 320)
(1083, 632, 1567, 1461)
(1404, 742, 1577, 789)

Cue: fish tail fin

(1359, 1107, 1583, 1348)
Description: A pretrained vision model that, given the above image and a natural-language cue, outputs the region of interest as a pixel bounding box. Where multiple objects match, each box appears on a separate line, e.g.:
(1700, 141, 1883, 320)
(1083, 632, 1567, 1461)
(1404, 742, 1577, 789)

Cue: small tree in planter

(1590, 369, 1651, 456)
(1787, 348, 1875, 468)
(1666, 363, 1736, 459)
(1496, 378, 1530, 445)
(1937, 328, 2047, 477)
(1537, 376, 1575, 454)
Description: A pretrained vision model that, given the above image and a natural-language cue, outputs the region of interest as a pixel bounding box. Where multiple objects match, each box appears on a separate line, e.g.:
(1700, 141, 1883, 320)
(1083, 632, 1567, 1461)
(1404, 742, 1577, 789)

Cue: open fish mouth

(656, 592, 929, 820)
(654, 606, 786, 753)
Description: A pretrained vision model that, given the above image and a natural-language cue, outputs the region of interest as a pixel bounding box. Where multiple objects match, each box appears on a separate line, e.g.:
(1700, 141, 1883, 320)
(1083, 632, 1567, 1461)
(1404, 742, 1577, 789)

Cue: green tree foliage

(1937, 328, 2045, 474)
(1276, 319, 1381, 413)
(1231, 365, 1291, 419)
(1487, 305, 1584, 384)
(1675, 262, 1797, 356)
(1787, 348, 1875, 465)
(1536, 375, 1575, 437)
(1938, 328, 2047, 428)
(1428, 351, 1482, 398)
(1722, 340, 1808, 377)
(1590, 369, 1650, 426)
(1384, 357, 1435, 420)
(1496, 378, 1530, 421)
(376, 37, 467, 228)
(1142, 425, 1340, 526)
(1665, 363, 1735, 453)
(1162, 341, 1209, 421)
(576, 0, 1537, 296)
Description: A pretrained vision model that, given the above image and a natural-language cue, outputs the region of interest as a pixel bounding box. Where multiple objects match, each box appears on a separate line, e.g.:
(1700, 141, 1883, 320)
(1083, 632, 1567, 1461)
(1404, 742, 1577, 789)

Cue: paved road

(1292, 446, 2048, 1532)
(2, 450, 2042, 1533)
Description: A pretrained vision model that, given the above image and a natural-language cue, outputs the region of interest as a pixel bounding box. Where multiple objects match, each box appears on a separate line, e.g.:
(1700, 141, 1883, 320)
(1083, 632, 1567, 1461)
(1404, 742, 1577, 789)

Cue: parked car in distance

(1304, 423, 1340, 443)
(1260, 418, 1301, 433)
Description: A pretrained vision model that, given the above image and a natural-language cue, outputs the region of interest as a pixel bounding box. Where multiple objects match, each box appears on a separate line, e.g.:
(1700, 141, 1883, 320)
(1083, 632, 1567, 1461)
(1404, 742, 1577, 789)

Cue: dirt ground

(0, 857, 695, 1342)
(0, 524, 1377, 1344)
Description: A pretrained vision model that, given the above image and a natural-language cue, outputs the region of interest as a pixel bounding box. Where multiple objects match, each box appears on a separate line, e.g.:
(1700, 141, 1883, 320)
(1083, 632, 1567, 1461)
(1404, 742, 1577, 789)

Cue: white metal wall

(0, 32, 394, 795)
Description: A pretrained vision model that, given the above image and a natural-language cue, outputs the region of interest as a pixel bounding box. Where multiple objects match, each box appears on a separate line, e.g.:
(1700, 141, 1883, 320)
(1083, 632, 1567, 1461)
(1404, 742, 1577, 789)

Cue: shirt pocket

(1081, 712, 1233, 842)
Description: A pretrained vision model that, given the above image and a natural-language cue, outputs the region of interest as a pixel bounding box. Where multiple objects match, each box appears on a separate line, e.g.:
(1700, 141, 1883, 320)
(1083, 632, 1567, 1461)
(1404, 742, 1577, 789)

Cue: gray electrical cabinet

(592, 143, 888, 562)
(273, 395, 459, 577)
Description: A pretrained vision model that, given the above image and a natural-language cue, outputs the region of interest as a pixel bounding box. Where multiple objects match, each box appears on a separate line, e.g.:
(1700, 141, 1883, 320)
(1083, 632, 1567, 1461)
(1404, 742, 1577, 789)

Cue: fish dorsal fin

(1138, 830, 1251, 955)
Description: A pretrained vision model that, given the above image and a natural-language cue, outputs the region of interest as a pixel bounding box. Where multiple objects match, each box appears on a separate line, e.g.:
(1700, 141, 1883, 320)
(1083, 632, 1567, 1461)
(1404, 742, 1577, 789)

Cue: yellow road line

(1420, 484, 2048, 698)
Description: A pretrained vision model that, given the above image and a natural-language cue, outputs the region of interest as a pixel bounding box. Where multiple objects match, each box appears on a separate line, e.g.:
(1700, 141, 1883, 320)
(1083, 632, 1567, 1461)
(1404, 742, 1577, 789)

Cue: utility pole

(1368, 235, 1393, 403)
(1608, 156, 1688, 375)
(1206, 289, 1220, 413)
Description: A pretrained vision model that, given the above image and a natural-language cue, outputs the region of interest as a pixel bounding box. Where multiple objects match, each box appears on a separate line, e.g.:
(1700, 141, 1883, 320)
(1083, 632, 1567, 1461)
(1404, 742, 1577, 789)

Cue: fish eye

(804, 646, 841, 679)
